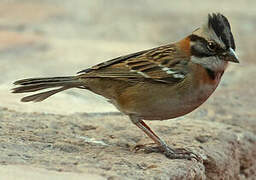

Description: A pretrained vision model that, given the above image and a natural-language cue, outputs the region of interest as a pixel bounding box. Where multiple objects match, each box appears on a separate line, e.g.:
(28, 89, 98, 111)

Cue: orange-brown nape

(177, 37, 191, 57)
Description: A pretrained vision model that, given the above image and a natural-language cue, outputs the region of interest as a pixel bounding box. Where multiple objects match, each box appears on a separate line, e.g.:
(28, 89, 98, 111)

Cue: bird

(12, 13, 239, 160)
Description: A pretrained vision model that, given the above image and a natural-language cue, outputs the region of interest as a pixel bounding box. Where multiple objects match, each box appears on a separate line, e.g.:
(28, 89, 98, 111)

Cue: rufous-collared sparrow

(12, 13, 239, 160)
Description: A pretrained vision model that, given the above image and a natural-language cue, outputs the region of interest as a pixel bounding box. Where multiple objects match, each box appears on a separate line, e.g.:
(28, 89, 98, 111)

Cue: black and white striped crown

(208, 13, 236, 50)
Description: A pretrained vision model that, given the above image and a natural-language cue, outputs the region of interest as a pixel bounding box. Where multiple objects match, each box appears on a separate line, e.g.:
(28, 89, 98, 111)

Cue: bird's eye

(207, 41, 217, 51)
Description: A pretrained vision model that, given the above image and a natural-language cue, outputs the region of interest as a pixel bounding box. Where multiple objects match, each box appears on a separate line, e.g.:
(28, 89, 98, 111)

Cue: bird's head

(188, 13, 239, 70)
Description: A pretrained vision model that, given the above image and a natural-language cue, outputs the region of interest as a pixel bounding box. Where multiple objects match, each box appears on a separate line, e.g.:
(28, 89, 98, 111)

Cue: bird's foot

(134, 144, 201, 161)
(162, 146, 200, 161)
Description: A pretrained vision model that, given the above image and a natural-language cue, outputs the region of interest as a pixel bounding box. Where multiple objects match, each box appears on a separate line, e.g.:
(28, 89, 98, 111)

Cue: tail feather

(12, 80, 78, 93)
(20, 87, 69, 102)
(14, 77, 75, 85)
(12, 76, 82, 102)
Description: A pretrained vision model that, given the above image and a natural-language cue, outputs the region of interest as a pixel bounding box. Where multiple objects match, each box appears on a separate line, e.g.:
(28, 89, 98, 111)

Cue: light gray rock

(0, 0, 256, 179)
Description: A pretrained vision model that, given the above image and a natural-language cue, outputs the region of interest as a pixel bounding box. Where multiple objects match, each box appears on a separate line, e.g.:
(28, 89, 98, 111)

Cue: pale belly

(141, 84, 218, 120)
(115, 77, 221, 120)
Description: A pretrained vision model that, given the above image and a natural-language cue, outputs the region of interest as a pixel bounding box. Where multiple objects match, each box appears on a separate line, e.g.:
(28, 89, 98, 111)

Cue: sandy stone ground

(0, 0, 256, 179)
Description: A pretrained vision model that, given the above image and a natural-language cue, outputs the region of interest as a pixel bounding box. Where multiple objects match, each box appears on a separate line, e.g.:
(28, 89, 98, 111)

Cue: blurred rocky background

(0, 0, 256, 179)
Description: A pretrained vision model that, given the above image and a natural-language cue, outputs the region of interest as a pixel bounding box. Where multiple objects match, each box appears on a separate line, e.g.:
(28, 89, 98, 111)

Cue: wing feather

(77, 44, 189, 84)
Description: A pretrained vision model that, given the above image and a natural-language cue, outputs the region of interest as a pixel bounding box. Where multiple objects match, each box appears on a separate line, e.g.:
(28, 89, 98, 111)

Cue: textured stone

(0, 0, 256, 179)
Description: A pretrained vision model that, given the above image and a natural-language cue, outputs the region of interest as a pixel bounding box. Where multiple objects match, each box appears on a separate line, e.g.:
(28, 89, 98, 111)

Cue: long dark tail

(12, 76, 82, 102)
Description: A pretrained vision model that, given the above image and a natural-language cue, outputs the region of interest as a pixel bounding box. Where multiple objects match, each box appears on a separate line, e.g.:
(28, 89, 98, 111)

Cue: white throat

(191, 56, 228, 72)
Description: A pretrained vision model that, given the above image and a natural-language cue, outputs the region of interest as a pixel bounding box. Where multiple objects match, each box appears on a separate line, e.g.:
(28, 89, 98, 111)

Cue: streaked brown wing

(77, 49, 149, 74)
(77, 44, 189, 83)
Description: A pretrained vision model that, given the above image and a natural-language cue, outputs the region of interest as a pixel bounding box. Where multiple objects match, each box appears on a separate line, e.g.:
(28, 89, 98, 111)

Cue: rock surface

(0, 0, 256, 179)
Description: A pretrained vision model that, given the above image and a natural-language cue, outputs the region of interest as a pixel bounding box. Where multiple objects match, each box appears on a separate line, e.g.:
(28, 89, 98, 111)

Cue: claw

(163, 147, 202, 161)
(134, 144, 202, 161)
(132, 143, 156, 153)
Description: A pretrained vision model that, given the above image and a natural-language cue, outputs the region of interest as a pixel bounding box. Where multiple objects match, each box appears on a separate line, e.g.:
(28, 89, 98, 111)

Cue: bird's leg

(129, 115, 199, 160)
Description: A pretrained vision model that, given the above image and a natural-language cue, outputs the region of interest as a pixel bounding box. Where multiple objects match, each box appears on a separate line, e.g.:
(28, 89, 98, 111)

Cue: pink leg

(129, 115, 200, 160)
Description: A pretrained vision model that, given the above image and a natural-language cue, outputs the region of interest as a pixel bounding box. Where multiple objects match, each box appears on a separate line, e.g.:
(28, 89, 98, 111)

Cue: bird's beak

(223, 48, 239, 63)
